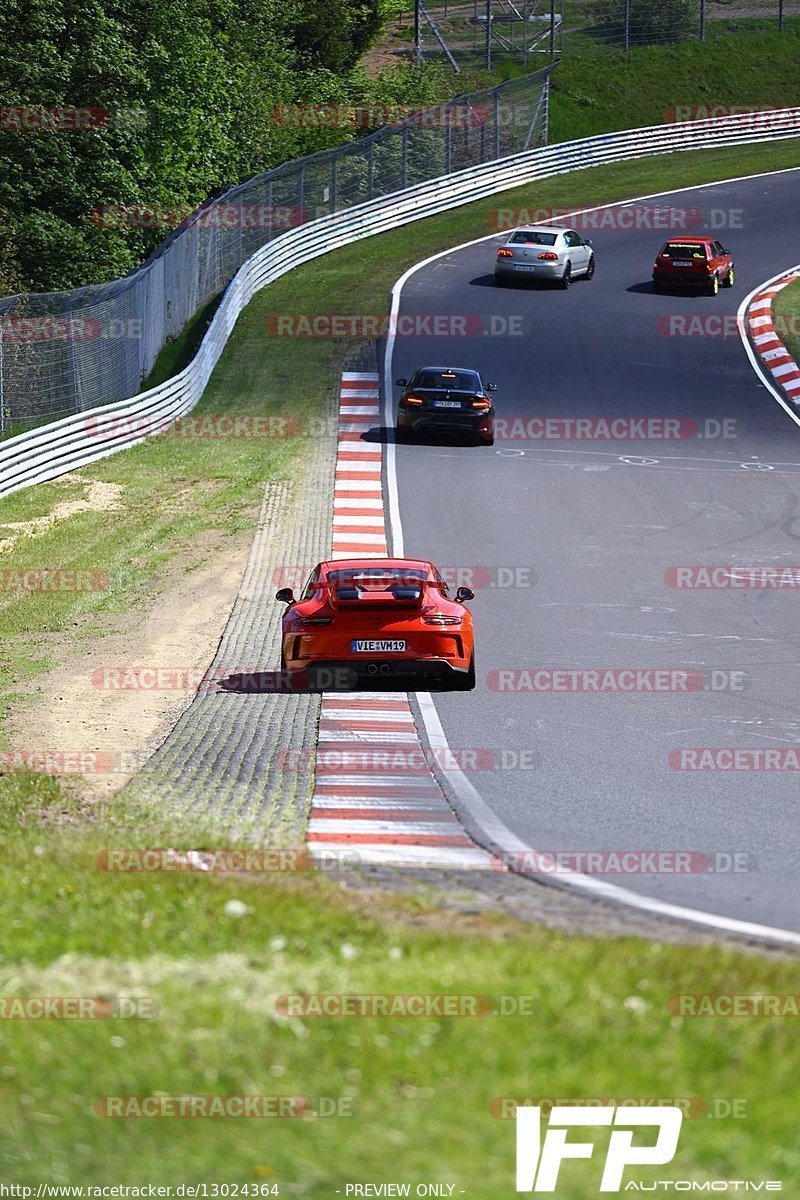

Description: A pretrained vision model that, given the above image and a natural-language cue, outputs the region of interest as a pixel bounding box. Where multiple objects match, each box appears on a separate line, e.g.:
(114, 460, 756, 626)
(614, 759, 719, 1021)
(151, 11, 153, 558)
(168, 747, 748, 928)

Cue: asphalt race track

(386, 168, 800, 933)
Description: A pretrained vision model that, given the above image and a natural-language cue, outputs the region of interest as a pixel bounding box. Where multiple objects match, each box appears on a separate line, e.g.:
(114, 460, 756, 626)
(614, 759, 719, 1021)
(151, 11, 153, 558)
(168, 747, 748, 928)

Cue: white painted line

(332, 532, 387, 545)
(333, 515, 386, 527)
(334, 498, 385, 510)
(335, 479, 383, 491)
(311, 798, 446, 811)
(382, 189, 800, 948)
(314, 774, 442, 789)
(308, 819, 461, 836)
(308, 843, 491, 867)
(317, 729, 420, 743)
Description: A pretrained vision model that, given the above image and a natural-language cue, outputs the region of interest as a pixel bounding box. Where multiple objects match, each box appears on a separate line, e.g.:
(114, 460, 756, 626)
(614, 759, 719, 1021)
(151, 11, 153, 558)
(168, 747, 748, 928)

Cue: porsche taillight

(423, 615, 462, 626)
(294, 617, 333, 626)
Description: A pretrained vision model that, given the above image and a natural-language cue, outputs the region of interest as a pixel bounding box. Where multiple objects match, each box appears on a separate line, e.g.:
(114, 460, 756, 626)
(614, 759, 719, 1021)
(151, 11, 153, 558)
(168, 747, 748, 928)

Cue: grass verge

(772, 273, 800, 369)
(0, 782, 799, 1186)
(548, 29, 800, 142)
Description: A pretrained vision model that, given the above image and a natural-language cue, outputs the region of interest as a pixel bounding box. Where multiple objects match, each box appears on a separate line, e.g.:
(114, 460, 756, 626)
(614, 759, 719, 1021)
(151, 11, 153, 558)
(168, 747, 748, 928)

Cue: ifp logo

(515, 1105, 683, 1192)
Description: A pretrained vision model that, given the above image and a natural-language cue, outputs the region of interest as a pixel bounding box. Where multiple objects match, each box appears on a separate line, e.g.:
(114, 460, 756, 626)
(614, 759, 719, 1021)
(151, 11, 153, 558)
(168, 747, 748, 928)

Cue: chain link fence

(0, 68, 551, 438)
(388, 0, 799, 64)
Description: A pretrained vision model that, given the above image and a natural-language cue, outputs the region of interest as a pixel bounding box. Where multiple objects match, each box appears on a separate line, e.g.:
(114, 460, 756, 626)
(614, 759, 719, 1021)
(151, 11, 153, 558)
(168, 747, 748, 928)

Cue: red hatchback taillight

(538, 251, 558, 261)
(497, 248, 513, 258)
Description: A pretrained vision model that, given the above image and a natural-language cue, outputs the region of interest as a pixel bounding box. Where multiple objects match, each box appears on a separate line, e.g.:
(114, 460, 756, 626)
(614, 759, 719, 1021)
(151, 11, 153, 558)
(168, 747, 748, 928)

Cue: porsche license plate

(352, 639, 406, 653)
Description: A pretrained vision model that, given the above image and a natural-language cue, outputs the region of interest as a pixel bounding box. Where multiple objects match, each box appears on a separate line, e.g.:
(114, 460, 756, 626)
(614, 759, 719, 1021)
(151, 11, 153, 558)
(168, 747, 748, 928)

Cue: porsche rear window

(414, 371, 479, 391)
(510, 231, 557, 245)
(661, 243, 708, 257)
(328, 568, 428, 590)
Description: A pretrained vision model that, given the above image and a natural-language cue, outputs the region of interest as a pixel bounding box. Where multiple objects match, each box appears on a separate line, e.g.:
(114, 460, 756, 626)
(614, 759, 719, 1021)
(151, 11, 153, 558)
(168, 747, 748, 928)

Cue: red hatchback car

(276, 558, 476, 690)
(652, 236, 735, 295)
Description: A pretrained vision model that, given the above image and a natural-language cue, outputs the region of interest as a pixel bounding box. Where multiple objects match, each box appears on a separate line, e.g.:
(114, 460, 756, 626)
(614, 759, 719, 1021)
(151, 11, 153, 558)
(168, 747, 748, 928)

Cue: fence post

(485, 0, 492, 69)
(779, 0, 784, 30)
(494, 90, 500, 159)
(331, 155, 338, 212)
(624, 0, 630, 50)
(550, 0, 556, 56)
(700, 0, 706, 40)
(367, 139, 374, 201)
(0, 330, 4, 437)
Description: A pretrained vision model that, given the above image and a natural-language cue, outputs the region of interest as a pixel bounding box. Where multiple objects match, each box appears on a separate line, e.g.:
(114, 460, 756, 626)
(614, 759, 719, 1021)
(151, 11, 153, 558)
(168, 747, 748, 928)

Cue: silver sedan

(494, 225, 595, 288)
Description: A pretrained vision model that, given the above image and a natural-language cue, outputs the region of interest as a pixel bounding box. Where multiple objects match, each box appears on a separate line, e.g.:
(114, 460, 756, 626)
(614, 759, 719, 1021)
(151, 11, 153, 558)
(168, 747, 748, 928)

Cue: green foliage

(0, 0, 448, 293)
(588, 0, 695, 44)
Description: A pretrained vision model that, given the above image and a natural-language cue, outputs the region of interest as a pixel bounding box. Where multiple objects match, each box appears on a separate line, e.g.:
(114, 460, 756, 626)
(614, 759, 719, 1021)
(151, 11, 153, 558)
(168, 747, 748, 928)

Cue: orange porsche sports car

(276, 558, 476, 690)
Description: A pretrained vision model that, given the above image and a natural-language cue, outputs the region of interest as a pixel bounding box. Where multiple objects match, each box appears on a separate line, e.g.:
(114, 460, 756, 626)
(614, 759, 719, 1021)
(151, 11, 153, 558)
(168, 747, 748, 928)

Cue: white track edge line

(382, 170, 800, 951)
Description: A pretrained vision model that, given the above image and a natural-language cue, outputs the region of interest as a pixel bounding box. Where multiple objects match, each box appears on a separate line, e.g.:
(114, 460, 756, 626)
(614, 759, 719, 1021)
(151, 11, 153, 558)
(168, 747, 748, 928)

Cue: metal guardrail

(2, 106, 800, 499)
(0, 70, 551, 435)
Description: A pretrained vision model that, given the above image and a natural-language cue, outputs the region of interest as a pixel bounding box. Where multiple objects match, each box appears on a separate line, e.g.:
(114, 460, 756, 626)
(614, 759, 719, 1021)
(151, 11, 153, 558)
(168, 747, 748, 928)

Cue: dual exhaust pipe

(366, 663, 392, 675)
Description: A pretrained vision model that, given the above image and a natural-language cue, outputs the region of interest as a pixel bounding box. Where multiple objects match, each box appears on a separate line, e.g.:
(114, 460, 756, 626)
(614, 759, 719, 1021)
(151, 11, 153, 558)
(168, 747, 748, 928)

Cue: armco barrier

(2, 107, 800, 499)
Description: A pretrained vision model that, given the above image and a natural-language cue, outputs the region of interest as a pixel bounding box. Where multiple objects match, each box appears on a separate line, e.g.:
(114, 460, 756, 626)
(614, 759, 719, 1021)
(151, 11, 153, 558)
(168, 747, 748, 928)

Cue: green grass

(548, 29, 800, 142)
(772, 275, 800, 369)
(0, 782, 799, 1186)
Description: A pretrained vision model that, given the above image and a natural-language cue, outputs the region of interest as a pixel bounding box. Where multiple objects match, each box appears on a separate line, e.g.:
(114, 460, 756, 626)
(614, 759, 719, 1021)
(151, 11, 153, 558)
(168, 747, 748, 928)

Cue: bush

(588, 0, 695, 44)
